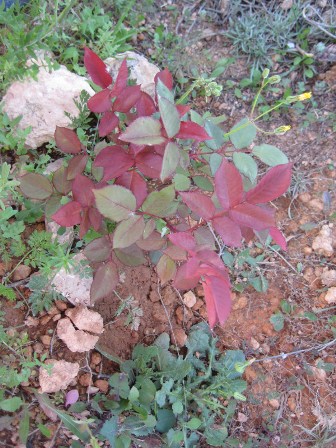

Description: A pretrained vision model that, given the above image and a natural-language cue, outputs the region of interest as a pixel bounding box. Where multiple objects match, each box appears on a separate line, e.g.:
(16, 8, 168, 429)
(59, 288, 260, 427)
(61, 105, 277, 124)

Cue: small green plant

(0, 108, 31, 154)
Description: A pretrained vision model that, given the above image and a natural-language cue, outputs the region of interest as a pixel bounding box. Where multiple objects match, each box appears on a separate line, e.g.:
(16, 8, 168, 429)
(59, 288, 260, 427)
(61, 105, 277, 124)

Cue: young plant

(19, 48, 308, 329)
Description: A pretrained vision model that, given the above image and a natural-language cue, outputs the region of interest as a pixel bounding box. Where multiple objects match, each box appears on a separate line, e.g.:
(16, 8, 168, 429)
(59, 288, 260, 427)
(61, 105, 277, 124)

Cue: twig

(267, 244, 300, 275)
(48, 421, 62, 448)
(302, 6, 336, 39)
(252, 338, 336, 364)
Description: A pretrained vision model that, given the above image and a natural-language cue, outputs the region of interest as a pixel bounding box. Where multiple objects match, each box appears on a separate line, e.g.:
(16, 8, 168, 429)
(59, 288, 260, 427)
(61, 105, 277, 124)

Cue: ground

(1, 1, 336, 447)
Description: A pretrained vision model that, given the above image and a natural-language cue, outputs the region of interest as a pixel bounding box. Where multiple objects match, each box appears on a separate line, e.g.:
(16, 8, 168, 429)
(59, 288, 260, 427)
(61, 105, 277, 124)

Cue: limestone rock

(104, 51, 160, 97)
(65, 306, 104, 334)
(2, 64, 94, 149)
(312, 225, 334, 257)
(12, 264, 31, 281)
(51, 252, 93, 306)
(56, 318, 100, 353)
(39, 359, 79, 393)
(325, 287, 336, 304)
(183, 291, 197, 308)
(321, 269, 336, 287)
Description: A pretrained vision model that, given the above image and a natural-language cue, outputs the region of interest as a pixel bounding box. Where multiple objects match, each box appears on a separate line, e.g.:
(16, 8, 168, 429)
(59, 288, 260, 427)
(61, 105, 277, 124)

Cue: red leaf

(84, 236, 112, 262)
(87, 89, 112, 113)
(110, 59, 128, 97)
(89, 207, 102, 232)
(168, 232, 196, 252)
(79, 208, 90, 238)
(269, 227, 287, 250)
(215, 159, 243, 211)
(67, 154, 89, 180)
(113, 85, 142, 113)
(180, 191, 216, 220)
(54, 126, 81, 154)
(72, 174, 95, 207)
(136, 92, 156, 117)
(176, 104, 191, 117)
(99, 111, 119, 137)
(174, 257, 200, 290)
(94, 146, 134, 181)
(115, 171, 147, 207)
(52, 166, 72, 195)
(90, 261, 119, 303)
(84, 47, 112, 89)
(175, 121, 211, 141)
(246, 163, 292, 204)
(154, 69, 173, 90)
(52, 201, 82, 227)
(212, 215, 242, 247)
(202, 275, 231, 328)
(229, 203, 274, 231)
(136, 231, 166, 250)
(240, 225, 255, 243)
(135, 148, 163, 178)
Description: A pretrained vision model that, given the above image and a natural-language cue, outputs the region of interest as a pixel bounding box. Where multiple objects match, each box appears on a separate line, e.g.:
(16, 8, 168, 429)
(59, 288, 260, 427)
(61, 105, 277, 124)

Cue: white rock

(51, 253, 93, 307)
(321, 269, 336, 287)
(39, 359, 79, 393)
(104, 51, 160, 97)
(325, 287, 336, 304)
(312, 225, 334, 257)
(2, 64, 94, 149)
(57, 318, 100, 353)
(183, 291, 197, 308)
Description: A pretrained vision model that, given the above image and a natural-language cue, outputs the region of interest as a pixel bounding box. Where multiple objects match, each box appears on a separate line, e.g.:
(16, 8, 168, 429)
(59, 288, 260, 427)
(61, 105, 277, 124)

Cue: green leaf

(209, 153, 223, 175)
(204, 120, 225, 150)
(109, 373, 130, 399)
(172, 401, 183, 415)
(205, 427, 228, 445)
(20, 173, 53, 200)
(192, 176, 214, 192)
(270, 312, 285, 331)
(119, 117, 165, 145)
(93, 185, 136, 222)
(161, 142, 180, 181)
(128, 386, 140, 402)
(100, 416, 118, 445)
(114, 244, 146, 266)
(156, 79, 174, 102)
(142, 185, 175, 217)
(156, 409, 176, 433)
(230, 118, 256, 149)
(37, 423, 52, 438)
(113, 215, 145, 249)
(173, 173, 191, 191)
(19, 408, 30, 443)
(0, 397, 23, 412)
(185, 417, 202, 430)
(252, 144, 288, 166)
(232, 153, 258, 183)
(158, 97, 180, 138)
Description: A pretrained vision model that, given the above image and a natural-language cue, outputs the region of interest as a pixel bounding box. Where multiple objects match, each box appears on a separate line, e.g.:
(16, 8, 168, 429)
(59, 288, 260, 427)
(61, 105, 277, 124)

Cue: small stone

(12, 265, 31, 281)
(87, 386, 99, 395)
(232, 295, 248, 310)
(287, 396, 296, 412)
(325, 287, 336, 304)
(281, 0, 293, 9)
(47, 306, 59, 316)
(52, 314, 61, 322)
(261, 343, 270, 354)
(237, 412, 248, 423)
(173, 328, 187, 347)
(183, 291, 197, 308)
(33, 342, 44, 354)
(244, 366, 258, 382)
(250, 337, 260, 350)
(269, 399, 280, 409)
(312, 225, 334, 257)
(79, 373, 92, 387)
(95, 380, 109, 393)
(193, 299, 204, 311)
(321, 269, 336, 287)
(40, 315, 52, 326)
(298, 192, 311, 203)
(55, 300, 68, 311)
(308, 199, 324, 211)
(91, 353, 102, 366)
(39, 360, 79, 393)
(25, 316, 39, 327)
(303, 246, 312, 255)
(40, 335, 51, 346)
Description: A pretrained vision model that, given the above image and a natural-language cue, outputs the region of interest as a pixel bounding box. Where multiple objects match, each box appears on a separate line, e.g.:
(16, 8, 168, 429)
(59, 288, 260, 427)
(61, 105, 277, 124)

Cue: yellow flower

(274, 125, 291, 135)
(297, 92, 312, 101)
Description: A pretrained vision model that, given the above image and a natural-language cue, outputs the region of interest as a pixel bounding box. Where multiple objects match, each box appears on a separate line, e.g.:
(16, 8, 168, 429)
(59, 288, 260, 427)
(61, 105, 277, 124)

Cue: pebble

(325, 287, 336, 304)
(40, 335, 51, 346)
(87, 386, 99, 394)
(47, 306, 59, 316)
(79, 373, 92, 387)
(95, 380, 109, 393)
(55, 300, 68, 311)
(183, 291, 197, 308)
(33, 342, 44, 354)
(287, 396, 296, 412)
(232, 295, 248, 310)
(12, 264, 31, 281)
(303, 246, 312, 255)
(321, 269, 336, 287)
(91, 352, 102, 366)
(250, 337, 260, 350)
(308, 199, 324, 211)
(237, 412, 248, 423)
(193, 299, 204, 311)
(269, 399, 280, 409)
(173, 328, 187, 347)
(52, 314, 61, 322)
(40, 315, 52, 326)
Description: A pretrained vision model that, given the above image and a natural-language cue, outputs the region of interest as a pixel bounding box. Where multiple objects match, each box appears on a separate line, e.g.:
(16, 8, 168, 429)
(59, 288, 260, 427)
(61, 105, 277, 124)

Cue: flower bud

(274, 125, 291, 135)
(268, 75, 281, 84)
(262, 68, 270, 79)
